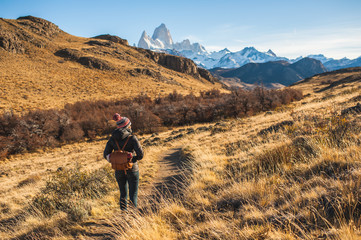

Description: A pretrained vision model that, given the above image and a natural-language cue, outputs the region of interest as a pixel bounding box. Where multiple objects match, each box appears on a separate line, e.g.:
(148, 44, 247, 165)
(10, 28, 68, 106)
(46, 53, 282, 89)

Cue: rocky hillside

(0, 16, 222, 113)
(211, 58, 327, 88)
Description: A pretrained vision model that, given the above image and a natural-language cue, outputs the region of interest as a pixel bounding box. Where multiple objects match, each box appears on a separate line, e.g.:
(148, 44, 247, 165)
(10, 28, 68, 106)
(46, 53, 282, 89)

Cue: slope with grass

(0, 16, 223, 114)
(1, 68, 361, 239)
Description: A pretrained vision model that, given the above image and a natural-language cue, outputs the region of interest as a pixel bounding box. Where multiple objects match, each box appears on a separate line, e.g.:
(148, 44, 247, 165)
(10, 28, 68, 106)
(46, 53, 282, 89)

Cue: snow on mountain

(138, 30, 164, 49)
(210, 48, 231, 60)
(173, 39, 207, 53)
(214, 47, 287, 68)
(307, 54, 334, 63)
(152, 23, 173, 49)
(306, 54, 361, 71)
(137, 24, 361, 71)
(323, 57, 355, 71)
(267, 49, 277, 57)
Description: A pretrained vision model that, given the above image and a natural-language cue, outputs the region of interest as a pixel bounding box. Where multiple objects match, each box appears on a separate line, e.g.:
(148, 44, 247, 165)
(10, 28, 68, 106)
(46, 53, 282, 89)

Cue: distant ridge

(137, 24, 361, 71)
(210, 58, 327, 88)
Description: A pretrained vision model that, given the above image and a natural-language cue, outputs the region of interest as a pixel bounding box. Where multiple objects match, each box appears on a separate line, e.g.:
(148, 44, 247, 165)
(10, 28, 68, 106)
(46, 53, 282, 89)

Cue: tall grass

(31, 165, 115, 221)
(102, 109, 361, 239)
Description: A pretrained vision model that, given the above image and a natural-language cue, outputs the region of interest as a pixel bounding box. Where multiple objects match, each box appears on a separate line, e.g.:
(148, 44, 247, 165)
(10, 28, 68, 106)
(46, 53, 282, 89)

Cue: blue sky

(1, 0, 360, 59)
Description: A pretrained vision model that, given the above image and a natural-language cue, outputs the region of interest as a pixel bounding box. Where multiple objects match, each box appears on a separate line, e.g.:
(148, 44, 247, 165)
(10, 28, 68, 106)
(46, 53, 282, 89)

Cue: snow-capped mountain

(303, 54, 361, 71)
(137, 24, 361, 71)
(214, 47, 288, 68)
(307, 54, 333, 63)
(138, 31, 165, 49)
(151, 23, 173, 49)
(137, 24, 285, 69)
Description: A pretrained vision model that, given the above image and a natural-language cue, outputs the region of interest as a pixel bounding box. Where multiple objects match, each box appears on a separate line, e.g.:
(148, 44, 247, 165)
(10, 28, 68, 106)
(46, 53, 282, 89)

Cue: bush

(0, 87, 303, 159)
(31, 166, 115, 221)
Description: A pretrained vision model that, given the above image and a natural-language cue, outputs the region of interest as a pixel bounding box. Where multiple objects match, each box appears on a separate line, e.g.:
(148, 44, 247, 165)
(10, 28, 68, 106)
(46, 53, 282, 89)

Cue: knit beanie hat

(113, 113, 131, 128)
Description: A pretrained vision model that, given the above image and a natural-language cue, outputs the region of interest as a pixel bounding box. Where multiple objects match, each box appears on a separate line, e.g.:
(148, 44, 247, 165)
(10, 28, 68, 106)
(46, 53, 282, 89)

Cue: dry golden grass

(0, 17, 224, 114)
(0, 131, 173, 239)
(3, 84, 361, 239)
(2, 37, 361, 239)
(87, 74, 361, 239)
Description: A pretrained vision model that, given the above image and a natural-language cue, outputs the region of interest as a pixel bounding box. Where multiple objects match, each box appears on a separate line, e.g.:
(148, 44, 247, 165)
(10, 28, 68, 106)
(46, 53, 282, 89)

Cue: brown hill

(292, 67, 361, 95)
(0, 16, 222, 113)
(210, 58, 327, 88)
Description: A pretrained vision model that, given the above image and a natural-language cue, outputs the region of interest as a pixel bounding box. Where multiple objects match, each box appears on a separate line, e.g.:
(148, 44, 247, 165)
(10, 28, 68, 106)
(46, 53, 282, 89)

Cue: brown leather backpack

(109, 136, 133, 172)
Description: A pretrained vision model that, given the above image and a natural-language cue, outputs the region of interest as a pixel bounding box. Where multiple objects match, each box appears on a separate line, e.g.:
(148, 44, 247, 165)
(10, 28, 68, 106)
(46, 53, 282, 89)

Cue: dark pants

(115, 170, 139, 210)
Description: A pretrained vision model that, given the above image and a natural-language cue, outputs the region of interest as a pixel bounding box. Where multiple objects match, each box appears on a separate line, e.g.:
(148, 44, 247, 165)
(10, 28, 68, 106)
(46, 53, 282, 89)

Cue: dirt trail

(145, 147, 185, 199)
(82, 147, 187, 239)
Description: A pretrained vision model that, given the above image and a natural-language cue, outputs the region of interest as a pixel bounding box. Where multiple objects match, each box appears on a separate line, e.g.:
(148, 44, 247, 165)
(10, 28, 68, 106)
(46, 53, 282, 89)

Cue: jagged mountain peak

(152, 23, 173, 48)
(137, 25, 361, 71)
(141, 30, 148, 37)
(137, 23, 207, 55)
(267, 49, 276, 57)
(243, 46, 257, 51)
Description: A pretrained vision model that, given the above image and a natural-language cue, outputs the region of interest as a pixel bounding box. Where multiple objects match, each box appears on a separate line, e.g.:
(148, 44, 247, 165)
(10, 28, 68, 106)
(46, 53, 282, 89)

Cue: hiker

(104, 114, 144, 210)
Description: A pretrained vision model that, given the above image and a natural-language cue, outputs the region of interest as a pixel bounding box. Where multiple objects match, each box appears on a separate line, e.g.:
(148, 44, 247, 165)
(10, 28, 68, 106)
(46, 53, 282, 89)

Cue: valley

(1, 62, 361, 238)
(1, 15, 361, 240)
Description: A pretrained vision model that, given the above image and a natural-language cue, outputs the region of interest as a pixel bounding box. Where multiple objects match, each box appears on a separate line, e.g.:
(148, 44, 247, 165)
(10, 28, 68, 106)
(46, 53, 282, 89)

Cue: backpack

(109, 135, 133, 172)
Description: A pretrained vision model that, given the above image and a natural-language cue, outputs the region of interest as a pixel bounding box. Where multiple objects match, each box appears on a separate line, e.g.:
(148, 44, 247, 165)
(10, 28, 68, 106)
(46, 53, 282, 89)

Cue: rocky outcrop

(55, 48, 82, 60)
(0, 17, 48, 53)
(93, 34, 128, 45)
(0, 30, 25, 53)
(55, 48, 113, 70)
(86, 40, 115, 48)
(198, 67, 218, 83)
(136, 48, 217, 83)
(157, 54, 199, 76)
(77, 56, 113, 70)
(128, 68, 161, 78)
(16, 16, 61, 38)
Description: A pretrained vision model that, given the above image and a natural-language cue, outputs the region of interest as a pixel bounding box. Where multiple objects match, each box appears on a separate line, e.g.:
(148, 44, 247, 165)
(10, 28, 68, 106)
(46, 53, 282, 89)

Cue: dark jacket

(103, 128, 144, 171)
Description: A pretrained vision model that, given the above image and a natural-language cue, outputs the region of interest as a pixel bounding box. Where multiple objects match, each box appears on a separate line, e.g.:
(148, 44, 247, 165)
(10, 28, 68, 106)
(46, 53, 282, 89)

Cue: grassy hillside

(0, 16, 223, 114)
(1, 68, 361, 239)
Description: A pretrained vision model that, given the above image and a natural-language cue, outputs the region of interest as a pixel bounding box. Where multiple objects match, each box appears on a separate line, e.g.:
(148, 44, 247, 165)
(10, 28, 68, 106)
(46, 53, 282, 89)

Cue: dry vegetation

(2, 16, 361, 240)
(0, 16, 224, 114)
(1, 69, 361, 239)
(0, 87, 302, 161)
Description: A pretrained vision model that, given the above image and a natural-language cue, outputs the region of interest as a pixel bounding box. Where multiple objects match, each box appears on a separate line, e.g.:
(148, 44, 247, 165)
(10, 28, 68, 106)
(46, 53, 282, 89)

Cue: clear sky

(1, 0, 360, 59)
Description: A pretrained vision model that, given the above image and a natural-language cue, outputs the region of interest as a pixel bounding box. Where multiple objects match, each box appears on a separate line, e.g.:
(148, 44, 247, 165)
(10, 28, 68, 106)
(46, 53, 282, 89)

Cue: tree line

(0, 87, 303, 160)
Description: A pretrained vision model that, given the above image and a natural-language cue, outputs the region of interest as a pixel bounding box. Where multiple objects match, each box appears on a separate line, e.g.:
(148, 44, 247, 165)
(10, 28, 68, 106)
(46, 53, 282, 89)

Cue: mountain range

(210, 58, 327, 88)
(138, 24, 361, 71)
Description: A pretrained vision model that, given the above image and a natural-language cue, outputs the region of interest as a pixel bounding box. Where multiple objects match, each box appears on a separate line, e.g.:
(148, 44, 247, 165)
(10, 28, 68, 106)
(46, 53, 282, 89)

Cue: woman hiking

(104, 113, 144, 210)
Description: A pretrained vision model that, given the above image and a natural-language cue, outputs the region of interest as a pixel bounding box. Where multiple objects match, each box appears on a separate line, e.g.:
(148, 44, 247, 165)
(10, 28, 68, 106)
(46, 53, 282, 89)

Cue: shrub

(0, 87, 303, 159)
(31, 166, 115, 221)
